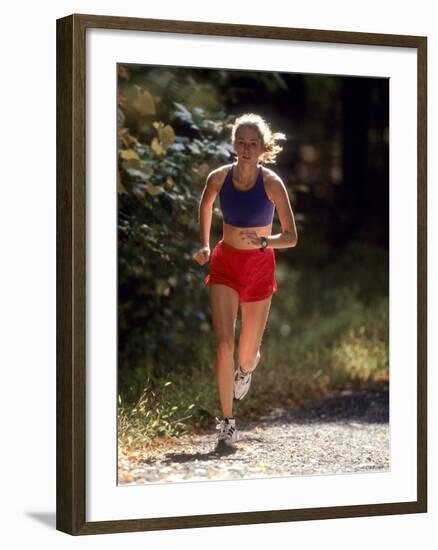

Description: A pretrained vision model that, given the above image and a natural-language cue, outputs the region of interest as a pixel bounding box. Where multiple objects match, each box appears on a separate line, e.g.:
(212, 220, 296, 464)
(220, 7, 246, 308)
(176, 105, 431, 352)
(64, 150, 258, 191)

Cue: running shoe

(216, 417, 238, 446)
(233, 364, 253, 401)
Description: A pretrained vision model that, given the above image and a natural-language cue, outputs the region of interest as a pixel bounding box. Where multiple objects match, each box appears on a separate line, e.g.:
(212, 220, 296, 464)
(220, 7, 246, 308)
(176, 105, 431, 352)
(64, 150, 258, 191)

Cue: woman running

(194, 113, 298, 448)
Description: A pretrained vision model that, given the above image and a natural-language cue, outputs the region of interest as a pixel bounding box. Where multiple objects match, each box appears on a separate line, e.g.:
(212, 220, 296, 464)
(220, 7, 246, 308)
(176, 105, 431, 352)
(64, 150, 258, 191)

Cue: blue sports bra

(219, 163, 275, 228)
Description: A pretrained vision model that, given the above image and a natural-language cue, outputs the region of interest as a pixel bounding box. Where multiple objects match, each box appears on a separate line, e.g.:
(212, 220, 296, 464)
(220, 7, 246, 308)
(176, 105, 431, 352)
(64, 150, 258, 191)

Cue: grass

(118, 241, 389, 458)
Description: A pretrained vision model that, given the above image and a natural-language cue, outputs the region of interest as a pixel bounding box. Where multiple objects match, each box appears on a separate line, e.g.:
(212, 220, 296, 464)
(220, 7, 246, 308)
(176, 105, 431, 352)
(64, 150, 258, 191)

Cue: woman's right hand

(193, 246, 211, 265)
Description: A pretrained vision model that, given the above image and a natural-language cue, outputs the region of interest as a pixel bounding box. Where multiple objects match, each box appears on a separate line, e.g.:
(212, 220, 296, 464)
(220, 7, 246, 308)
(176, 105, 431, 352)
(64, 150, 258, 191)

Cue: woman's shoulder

(261, 166, 285, 202)
(206, 163, 233, 190)
(261, 165, 282, 183)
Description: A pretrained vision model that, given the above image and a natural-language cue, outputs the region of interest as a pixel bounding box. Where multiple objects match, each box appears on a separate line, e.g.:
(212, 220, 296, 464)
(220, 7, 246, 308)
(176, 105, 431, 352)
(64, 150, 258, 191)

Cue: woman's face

(233, 126, 265, 165)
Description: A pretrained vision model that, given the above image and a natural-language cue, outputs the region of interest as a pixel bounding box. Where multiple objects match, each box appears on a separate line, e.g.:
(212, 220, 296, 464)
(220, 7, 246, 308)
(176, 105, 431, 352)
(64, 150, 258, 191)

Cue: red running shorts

(203, 239, 278, 302)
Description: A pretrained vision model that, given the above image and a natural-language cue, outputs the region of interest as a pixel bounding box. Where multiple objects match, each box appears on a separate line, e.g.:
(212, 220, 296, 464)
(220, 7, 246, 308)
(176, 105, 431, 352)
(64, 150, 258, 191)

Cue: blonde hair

(231, 113, 286, 164)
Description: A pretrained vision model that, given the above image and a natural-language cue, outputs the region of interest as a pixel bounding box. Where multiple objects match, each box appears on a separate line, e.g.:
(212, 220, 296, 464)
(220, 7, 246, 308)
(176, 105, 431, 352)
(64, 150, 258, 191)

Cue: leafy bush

(117, 67, 234, 381)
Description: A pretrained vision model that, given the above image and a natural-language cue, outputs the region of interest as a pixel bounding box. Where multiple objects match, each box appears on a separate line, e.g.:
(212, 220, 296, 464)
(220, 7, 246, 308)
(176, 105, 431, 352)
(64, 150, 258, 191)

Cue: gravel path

(118, 386, 389, 485)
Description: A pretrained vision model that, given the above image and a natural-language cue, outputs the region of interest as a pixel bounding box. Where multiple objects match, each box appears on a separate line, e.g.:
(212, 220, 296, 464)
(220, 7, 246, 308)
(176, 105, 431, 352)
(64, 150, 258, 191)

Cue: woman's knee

(216, 337, 235, 360)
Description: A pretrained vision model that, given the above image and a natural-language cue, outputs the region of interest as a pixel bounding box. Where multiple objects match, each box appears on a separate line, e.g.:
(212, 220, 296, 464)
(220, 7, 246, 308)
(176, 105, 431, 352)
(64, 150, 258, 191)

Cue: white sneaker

(216, 417, 238, 446)
(234, 352, 261, 401)
(234, 365, 252, 401)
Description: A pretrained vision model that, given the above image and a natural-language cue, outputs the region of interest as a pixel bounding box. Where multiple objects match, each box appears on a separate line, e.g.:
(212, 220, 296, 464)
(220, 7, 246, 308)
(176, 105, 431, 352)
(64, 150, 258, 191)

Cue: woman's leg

(208, 284, 240, 418)
(238, 296, 272, 374)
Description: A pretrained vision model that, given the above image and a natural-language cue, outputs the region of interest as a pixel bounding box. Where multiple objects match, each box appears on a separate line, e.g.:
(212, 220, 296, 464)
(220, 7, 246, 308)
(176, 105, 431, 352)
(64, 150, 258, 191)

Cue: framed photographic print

(56, 13, 427, 535)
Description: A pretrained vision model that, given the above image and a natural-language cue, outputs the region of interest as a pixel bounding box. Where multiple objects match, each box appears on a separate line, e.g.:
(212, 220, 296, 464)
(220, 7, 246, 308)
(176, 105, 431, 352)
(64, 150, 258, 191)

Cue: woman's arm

(198, 170, 221, 248)
(194, 169, 223, 265)
(264, 173, 298, 249)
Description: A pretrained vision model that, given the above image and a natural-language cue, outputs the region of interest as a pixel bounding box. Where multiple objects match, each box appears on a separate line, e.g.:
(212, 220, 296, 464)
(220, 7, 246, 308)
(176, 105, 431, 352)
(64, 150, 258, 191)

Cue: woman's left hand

(239, 229, 260, 247)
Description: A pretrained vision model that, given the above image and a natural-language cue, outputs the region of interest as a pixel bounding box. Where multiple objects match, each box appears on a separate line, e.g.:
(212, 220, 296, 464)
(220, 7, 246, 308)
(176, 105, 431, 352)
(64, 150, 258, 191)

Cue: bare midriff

(222, 222, 273, 250)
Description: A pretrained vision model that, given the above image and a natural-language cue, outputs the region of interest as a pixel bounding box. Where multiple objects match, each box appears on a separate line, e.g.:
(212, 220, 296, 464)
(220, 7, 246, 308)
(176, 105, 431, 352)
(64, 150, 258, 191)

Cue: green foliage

(117, 67, 234, 378)
(119, 379, 197, 441)
(118, 374, 218, 458)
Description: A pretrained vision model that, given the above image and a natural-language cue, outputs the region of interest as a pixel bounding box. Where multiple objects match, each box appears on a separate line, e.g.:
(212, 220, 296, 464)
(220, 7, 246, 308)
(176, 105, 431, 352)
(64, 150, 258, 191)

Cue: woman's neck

(233, 161, 260, 184)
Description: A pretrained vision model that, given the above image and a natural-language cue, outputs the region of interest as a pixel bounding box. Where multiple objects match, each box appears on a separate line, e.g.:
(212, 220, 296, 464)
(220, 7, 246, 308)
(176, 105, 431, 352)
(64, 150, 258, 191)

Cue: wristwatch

(260, 236, 269, 251)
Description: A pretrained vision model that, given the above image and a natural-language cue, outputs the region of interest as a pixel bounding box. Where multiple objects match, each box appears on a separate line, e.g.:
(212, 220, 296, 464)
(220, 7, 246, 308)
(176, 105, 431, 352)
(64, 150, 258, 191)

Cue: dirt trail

(118, 386, 389, 485)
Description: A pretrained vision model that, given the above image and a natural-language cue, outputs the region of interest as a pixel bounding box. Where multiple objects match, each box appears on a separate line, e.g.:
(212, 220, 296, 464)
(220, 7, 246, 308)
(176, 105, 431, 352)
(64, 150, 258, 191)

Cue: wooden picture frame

(56, 13, 427, 535)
